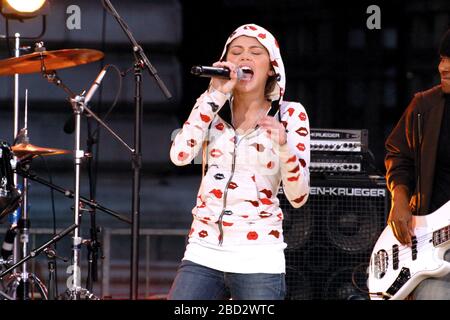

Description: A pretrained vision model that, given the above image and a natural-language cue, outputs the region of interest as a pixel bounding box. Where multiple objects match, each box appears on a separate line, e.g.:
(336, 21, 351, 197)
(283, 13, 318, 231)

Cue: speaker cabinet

(281, 174, 389, 300)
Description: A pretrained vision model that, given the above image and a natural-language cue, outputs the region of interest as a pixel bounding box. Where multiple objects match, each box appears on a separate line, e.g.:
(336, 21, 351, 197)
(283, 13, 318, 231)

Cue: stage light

(6, 0, 46, 13)
(1, 0, 49, 19)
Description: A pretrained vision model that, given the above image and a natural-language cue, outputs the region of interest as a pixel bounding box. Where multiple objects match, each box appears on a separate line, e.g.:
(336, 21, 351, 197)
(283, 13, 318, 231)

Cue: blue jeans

(167, 260, 286, 300)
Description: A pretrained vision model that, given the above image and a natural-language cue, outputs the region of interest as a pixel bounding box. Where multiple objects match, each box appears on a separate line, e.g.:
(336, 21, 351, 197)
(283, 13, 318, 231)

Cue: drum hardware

(16, 165, 131, 225)
(11, 143, 71, 160)
(0, 24, 128, 298)
(43, 246, 68, 300)
(31, 42, 143, 298)
(0, 30, 160, 298)
(0, 47, 104, 75)
(23, 41, 134, 299)
(57, 70, 119, 300)
(46, 252, 57, 300)
(0, 223, 78, 299)
(0, 142, 21, 222)
(0, 41, 119, 299)
(3, 273, 47, 300)
(0, 48, 113, 299)
(5, 160, 129, 300)
(4, 91, 57, 300)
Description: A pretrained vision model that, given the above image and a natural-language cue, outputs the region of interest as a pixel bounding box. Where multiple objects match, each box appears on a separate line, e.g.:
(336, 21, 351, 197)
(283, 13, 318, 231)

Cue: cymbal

(11, 143, 71, 159)
(0, 49, 104, 75)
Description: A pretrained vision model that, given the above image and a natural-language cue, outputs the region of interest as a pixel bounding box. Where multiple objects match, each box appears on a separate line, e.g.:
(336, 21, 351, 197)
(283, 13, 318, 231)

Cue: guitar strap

(416, 113, 422, 214)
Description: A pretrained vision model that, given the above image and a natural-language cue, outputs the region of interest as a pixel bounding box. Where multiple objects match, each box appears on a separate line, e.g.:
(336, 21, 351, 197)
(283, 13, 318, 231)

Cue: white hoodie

(170, 24, 310, 273)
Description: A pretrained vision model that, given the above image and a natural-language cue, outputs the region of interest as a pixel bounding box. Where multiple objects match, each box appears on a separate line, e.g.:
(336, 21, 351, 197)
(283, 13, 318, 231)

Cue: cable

(90, 64, 124, 140)
(84, 5, 111, 291)
(91, 5, 109, 196)
(364, 149, 384, 176)
(38, 155, 59, 296)
(351, 262, 392, 300)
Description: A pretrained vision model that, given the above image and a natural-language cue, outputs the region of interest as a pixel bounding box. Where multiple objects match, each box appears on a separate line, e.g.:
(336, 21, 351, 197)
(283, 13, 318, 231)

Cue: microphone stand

(101, 0, 172, 300)
(85, 119, 100, 292)
(42, 64, 134, 299)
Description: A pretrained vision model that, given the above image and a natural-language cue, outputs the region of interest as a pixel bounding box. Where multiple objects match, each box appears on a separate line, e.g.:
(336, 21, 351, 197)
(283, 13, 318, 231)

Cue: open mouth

(239, 66, 254, 81)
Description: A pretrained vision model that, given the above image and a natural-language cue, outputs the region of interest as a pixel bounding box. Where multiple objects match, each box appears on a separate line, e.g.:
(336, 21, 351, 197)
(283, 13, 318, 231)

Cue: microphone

(63, 67, 108, 134)
(191, 65, 245, 80)
(84, 67, 108, 105)
(1, 227, 17, 261)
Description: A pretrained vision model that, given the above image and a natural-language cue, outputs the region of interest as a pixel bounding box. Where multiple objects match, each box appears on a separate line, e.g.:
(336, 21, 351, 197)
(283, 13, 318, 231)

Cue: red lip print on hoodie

(228, 182, 238, 190)
(247, 231, 259, 240)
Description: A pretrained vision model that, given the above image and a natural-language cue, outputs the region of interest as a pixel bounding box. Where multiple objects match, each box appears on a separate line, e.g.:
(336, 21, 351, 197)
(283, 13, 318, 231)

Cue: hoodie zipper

(218, 134, 237, 246)
(217, 129, 255, 245)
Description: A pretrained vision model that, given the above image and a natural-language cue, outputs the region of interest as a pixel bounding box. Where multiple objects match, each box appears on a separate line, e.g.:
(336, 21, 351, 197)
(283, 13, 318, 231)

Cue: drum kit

(0, 43, 130, 300)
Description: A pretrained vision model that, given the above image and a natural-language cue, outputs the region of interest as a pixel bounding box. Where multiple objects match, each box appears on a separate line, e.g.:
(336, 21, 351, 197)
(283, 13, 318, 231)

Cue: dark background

(0, 0, 448, 298)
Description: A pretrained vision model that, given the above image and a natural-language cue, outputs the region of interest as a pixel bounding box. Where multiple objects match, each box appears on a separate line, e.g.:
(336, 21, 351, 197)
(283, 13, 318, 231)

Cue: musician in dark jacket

(385, 28, 450, 299)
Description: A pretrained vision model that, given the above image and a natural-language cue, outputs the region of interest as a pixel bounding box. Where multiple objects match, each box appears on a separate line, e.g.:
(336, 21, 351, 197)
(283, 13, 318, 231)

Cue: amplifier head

(310, 128, 369, 153)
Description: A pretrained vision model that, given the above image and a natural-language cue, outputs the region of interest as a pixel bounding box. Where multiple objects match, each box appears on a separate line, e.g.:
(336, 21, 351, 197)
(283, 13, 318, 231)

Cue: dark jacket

(385, 85, 446, 215)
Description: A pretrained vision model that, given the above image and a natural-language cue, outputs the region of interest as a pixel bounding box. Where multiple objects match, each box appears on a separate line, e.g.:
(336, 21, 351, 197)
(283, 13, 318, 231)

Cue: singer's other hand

(257, 116, 287, 146)
(210, 61, 238, 95)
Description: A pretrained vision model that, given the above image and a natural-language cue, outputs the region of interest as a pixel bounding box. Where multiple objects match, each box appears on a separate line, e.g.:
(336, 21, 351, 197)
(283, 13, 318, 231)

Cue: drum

(0, 141, 21, 221)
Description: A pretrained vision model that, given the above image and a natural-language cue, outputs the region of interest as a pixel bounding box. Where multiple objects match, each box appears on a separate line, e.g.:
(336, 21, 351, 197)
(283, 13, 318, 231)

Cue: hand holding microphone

(191, 65, 245, 80)
(194, 61, 240, 96)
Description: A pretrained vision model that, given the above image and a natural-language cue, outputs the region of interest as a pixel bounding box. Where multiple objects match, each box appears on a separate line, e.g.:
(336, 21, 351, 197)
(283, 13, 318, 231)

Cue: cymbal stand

(10, 90, 46, 300)
(68, 94, 83, 299)
(40, 67, 84, 299)
(17, 90, 30, 300)
(12, 32, 21, 279)
(42, 65, 133, 300)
